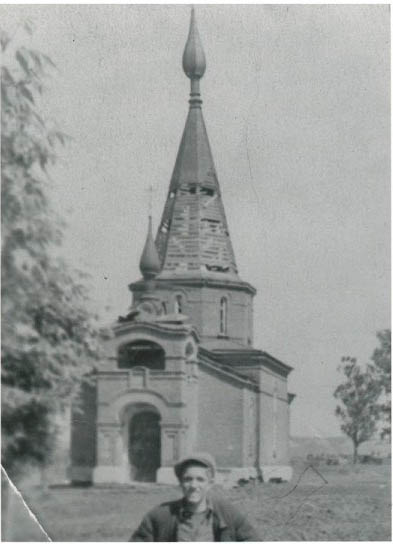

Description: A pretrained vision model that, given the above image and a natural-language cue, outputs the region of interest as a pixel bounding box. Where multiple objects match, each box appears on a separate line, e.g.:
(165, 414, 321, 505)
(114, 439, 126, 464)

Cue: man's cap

(174, 452, 216, 479)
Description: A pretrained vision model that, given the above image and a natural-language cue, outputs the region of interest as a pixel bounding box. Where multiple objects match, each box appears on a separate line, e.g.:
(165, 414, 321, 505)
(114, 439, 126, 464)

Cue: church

(70, 10, 295, 487)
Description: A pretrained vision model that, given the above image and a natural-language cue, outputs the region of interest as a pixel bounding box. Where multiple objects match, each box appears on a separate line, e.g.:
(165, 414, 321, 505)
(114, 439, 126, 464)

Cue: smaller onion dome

(182, 8, 206, 80)
(139, 216, 161, 280)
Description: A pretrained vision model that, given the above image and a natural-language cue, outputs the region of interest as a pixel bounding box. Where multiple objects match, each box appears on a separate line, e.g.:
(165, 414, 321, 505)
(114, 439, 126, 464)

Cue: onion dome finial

(182, 8, 206, 105)
(182, 8, 206, 80)
(139, 216, 161, 280)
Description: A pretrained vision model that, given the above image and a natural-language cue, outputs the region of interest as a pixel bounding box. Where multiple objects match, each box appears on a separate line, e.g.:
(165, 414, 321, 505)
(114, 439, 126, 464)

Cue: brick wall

(257, 381, 290, 465)
(275, 397, 290, 463)
(242, 388, 258, 466)
(149, 284, 253, 346)
(196, 363, 245, 467)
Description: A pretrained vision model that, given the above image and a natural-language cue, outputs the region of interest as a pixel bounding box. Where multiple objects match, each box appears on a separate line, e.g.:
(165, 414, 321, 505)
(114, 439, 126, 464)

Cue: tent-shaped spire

(155, 8, 239, 280)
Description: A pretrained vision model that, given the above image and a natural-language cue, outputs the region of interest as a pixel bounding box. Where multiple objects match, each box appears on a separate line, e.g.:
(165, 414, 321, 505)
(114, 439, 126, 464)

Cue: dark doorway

(129, 411, 161, 481)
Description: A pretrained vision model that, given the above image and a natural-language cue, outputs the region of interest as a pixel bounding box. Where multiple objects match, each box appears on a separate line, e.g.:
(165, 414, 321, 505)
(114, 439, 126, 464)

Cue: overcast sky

(1, 4, 390, 439)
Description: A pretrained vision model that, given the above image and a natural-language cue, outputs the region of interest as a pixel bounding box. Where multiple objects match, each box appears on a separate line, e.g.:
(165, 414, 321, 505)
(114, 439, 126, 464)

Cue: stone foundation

(156, 467, 179, 485)
(259, 464, 293, 483)
(93, 465, 129, 483)
(158, 465, 293, 488)
(68, 465, 94, 484)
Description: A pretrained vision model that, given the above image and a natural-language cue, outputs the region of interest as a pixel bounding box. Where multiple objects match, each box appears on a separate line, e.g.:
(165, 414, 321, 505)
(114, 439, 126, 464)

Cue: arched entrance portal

(128, 409, 161, 481)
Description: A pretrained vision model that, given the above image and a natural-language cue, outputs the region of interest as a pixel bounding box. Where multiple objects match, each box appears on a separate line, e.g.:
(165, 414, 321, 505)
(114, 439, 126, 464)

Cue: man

(130, 452, 259, 541)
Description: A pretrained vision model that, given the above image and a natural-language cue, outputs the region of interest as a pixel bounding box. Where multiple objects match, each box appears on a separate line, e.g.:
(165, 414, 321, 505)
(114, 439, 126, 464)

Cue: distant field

(3, 462, 391, 541)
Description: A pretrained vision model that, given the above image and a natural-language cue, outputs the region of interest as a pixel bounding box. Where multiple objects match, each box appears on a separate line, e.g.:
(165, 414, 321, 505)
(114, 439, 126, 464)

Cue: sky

(1, 4, 390, 438)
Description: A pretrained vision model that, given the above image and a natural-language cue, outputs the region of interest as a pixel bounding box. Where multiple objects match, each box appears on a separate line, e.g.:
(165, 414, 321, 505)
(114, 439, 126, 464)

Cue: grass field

(3, 462, 391, 541)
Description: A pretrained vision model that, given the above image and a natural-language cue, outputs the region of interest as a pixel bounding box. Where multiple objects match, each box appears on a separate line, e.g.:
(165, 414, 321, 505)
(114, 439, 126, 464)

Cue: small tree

(1, 25, 101, 482)
(371, 329, 391, 440)
(334, 357, 381, 463)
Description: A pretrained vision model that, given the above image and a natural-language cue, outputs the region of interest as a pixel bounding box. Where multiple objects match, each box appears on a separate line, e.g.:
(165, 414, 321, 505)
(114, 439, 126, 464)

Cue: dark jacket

(130, 495, 260, 541)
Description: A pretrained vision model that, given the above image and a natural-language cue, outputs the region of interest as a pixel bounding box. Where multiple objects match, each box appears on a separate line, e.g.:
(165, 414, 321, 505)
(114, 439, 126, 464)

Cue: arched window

(219, 297, 228, 335)
(118, 340, 165, 370)
(174, 294, 183, 314)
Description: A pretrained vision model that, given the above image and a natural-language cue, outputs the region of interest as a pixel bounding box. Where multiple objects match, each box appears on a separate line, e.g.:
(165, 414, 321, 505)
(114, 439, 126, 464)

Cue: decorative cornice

(113, 319, 199, 341)
(129, 276, 256, 296)
(198, 352, 258, 390)
(199, 346, 293, 378)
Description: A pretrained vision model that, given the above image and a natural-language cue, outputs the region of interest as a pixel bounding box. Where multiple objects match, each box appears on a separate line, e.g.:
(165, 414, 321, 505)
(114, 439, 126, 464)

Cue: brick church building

(70, 9, 295, 487)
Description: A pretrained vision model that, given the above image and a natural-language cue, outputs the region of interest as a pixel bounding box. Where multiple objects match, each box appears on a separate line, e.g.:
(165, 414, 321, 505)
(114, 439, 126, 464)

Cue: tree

(1, 25, 102, 481)
(334, 357, 381, 463)
(371, 329, 391, 440)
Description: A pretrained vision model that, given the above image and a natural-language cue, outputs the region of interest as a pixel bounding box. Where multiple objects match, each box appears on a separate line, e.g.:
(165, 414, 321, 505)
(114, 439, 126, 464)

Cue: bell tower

(130, 9, 256, 347)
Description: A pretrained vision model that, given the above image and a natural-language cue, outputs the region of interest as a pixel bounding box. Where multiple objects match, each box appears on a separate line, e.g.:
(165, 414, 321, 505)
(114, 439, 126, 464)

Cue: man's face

(180, 464, 213, 506)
